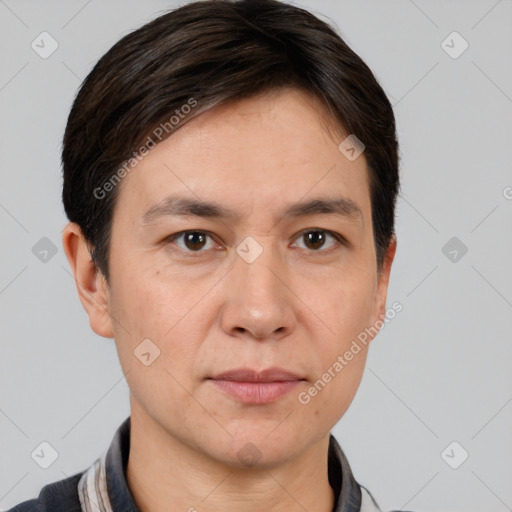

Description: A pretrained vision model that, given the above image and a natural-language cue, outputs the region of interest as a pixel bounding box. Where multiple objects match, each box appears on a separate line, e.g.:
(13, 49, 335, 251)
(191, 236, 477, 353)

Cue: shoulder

(4, 472, 83, 512)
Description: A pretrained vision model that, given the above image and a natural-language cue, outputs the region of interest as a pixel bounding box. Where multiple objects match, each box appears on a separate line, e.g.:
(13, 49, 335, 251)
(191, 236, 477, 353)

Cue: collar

(77, 416, 380, 512)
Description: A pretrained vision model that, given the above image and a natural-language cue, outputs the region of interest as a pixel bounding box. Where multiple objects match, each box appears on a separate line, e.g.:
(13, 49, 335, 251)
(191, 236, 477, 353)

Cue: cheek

(108, 264, 212, 382)
(294, 242, 375, 320)
(330, 352, 368, 420)
(108, 250, 198, 337)
(298, 269, 374, 417)
(300, 346, 369, 430)
(107, 270, 204, 420)
(305, 268, 375, 352)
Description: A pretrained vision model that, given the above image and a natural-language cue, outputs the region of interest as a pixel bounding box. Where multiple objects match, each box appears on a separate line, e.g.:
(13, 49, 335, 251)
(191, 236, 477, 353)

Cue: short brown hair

(62, 0, 400, 283)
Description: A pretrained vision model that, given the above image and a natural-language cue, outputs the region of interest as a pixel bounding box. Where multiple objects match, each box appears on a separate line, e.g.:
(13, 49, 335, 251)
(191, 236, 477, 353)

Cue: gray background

(1, 1, 511, 511)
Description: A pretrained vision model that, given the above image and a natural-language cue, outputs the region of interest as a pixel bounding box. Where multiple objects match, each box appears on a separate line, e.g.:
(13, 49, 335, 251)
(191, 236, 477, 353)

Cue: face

(65, 87, 395, 468)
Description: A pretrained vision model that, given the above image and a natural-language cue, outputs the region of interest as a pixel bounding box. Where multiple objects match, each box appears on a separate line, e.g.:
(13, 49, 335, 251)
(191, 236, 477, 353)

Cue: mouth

(207, 367, 306, 405)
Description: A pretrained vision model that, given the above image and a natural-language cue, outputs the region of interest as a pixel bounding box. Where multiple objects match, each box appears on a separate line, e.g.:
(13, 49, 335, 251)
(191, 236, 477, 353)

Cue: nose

(219, 239, 297, 342)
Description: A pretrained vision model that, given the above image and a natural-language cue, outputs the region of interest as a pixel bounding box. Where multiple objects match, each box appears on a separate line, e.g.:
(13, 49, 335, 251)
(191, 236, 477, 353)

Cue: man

(8, 0, 406, 510)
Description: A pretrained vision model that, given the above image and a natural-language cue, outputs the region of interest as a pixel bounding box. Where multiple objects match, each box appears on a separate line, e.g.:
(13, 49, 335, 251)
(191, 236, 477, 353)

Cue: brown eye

(305, 231, 326, 250)
(167, 231, 216, 252)
(293, 229, 342, 252)
(183, 231, 207, 250)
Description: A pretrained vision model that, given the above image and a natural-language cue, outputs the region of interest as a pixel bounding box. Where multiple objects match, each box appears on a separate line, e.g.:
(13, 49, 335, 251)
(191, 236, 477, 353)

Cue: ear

(369, 234, 397, 340)
(62, 222, 114, 338)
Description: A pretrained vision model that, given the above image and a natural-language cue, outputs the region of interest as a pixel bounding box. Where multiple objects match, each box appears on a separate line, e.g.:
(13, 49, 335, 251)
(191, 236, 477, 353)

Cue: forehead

(112, 88, 371, 225)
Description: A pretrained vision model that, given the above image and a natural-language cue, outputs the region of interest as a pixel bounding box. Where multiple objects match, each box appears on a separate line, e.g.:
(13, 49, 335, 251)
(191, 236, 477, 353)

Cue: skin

(63, 87, 396, 512)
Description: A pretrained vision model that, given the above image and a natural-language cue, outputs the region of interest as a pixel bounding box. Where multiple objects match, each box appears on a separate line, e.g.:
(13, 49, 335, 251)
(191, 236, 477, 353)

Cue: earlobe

(62, 222, 114, 339)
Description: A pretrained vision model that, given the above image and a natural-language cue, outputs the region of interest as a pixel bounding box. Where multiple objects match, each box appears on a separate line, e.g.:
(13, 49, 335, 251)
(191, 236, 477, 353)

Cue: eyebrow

(141, 194, 363, 226)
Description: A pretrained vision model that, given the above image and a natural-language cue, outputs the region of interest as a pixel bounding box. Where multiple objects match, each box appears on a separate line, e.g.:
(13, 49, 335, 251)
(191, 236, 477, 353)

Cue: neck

(126, 406, 335, 512)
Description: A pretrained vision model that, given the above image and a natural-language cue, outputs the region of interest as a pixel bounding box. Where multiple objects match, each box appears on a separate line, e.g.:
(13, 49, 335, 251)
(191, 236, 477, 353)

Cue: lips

(208, 367, 305, 404)
(211, 367, 303, 382)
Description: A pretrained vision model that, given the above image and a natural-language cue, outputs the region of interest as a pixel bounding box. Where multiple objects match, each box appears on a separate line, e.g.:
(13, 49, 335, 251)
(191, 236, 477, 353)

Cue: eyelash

(164, 229, 348, 255)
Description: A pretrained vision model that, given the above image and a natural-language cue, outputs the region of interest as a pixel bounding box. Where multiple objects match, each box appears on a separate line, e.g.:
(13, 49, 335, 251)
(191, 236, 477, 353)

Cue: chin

(211, 429, 305, 469)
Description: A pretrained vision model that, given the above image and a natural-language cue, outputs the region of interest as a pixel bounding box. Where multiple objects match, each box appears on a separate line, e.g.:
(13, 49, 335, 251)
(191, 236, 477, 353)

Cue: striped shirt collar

(78, 416, 381, 512)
